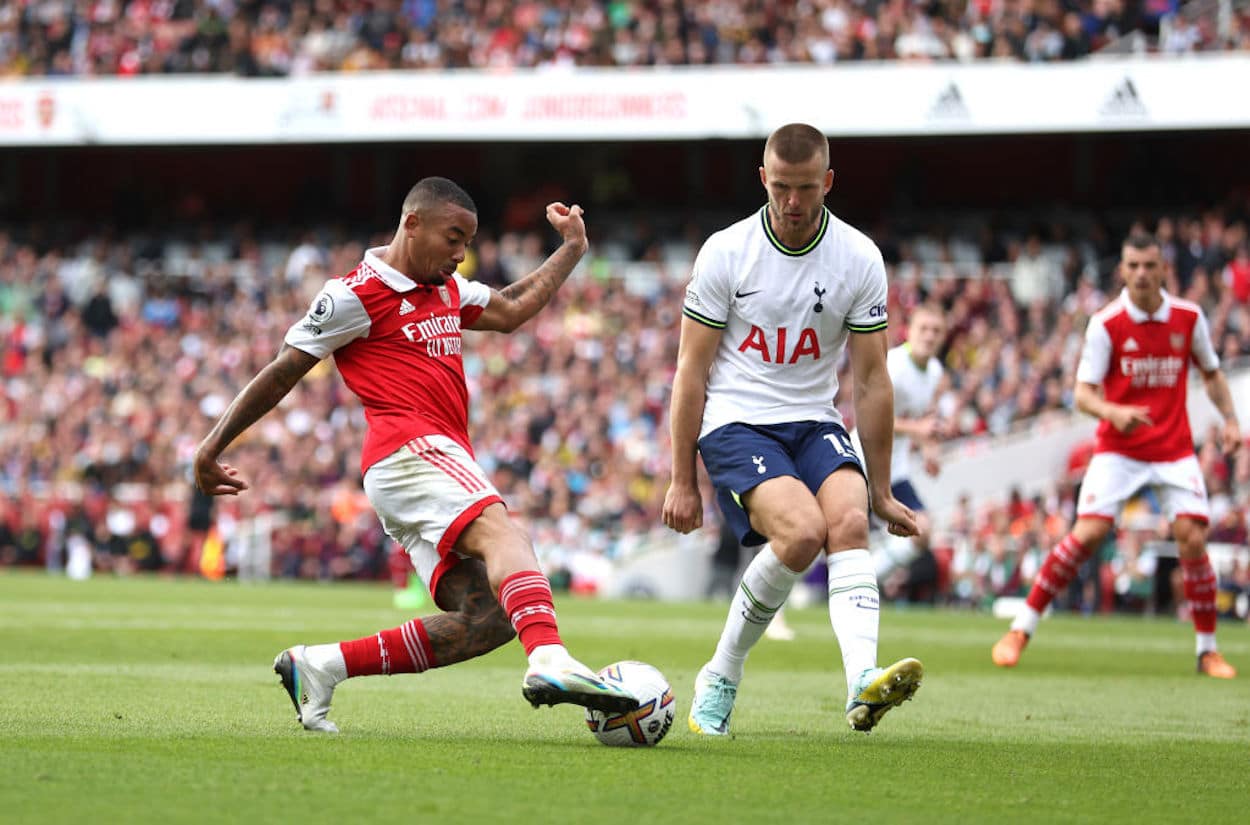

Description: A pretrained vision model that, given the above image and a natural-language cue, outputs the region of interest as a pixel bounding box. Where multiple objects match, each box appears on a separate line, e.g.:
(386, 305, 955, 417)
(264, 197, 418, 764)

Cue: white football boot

(273, 645, 340, 733)
(522, 649, 639, 714)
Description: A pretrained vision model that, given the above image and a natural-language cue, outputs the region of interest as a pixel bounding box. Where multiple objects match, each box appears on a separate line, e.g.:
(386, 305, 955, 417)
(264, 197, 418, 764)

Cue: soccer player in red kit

(194, 177, 638, 731)
(993, 232, 1242, 678)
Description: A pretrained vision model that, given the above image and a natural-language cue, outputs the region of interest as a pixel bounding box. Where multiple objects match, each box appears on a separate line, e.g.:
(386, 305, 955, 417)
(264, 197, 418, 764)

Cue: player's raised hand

(662, 481, 703, 534)
(193, 452, 250, 496)
(545, 202, 587, 247)
(873, 494, 919, 538)
(1108, 404, 1153, 434)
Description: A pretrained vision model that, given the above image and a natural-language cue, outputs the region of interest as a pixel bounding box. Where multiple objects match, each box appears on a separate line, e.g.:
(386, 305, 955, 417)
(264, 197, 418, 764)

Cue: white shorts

(363, 435, 503, 597)
(1076, 452, 1209, 524)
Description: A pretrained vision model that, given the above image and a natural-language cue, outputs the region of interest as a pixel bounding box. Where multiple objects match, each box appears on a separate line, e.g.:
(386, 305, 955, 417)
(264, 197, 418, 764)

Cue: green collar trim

(761, 205, 829, 257)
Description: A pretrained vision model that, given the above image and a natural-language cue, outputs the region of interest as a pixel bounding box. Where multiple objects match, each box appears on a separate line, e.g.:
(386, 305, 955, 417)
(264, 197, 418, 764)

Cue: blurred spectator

(1, 196, 1247, 593)
(1223, 244, 1250, 304)
(6, 0, 1250, 78)
(81, 282, 119, 338)
(1010, 234, 1065, 307)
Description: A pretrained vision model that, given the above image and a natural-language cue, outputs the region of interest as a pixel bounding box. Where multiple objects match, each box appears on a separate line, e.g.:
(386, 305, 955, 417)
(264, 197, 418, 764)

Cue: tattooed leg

(425, 558, 517, 666)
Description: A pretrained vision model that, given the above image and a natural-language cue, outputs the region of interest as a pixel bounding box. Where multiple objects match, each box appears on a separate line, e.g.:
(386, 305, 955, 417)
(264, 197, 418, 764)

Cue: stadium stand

(2, 0, 1248, 607)
(2, 196, 1247, 610)
(4, 0, 1249, 77)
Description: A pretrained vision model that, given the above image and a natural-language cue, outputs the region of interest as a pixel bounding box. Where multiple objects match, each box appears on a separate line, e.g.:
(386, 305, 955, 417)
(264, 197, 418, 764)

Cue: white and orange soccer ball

(584, 661, 675, 747)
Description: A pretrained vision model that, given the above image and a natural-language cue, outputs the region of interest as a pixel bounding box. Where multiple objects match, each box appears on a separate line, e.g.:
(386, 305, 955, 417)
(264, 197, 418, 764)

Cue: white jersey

(683, 206, 889, 439)
(886, 343, 944, 483)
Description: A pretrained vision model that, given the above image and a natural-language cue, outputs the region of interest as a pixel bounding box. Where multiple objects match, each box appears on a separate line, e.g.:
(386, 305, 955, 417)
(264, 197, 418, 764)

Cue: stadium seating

(6, 0, 1249, 77)
(1, 204, 1247, 606)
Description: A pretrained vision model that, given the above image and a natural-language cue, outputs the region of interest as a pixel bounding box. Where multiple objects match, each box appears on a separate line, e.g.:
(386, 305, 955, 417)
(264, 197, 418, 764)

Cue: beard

(770, 202, 821, 229)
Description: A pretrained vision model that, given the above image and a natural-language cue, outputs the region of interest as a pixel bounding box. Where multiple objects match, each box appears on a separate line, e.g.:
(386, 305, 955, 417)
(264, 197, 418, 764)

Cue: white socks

(827, 549, 880, 697)
(1196, 632, 1217, 655)
(1011, 605, 1042, 636)
(707, 544, 802, 683)
(529, 643, 575, 668)
(303, 643, 348, 683)
(705, 546, 890, 698)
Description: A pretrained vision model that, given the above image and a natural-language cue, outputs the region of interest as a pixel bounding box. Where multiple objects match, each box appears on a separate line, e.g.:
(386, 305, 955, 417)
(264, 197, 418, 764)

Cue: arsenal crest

(1169, 333, 1184, 351)
(437, 285, 450, 306)
(36, 92, 55, 129)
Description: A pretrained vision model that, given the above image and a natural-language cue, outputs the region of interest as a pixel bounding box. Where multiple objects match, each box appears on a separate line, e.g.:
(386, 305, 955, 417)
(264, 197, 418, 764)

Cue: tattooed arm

(468, 202, 589, 333)
(193, 344, 321, 495)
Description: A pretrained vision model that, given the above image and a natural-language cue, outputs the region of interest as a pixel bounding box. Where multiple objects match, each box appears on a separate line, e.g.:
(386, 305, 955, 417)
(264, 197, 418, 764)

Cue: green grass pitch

(2, 571, 1247, 824)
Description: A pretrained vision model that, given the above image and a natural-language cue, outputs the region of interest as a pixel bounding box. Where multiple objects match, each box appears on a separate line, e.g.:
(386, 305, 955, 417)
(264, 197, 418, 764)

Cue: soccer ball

(585, 661, 675, 747)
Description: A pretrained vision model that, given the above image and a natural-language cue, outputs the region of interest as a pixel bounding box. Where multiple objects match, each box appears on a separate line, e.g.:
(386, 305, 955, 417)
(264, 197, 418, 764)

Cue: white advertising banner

(1, 55, 1248, 146)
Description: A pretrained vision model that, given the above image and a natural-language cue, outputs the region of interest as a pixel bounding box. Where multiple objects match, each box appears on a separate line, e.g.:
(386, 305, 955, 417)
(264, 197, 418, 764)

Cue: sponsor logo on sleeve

(300, 292, 334, 335)
(309, 292, 335, 323)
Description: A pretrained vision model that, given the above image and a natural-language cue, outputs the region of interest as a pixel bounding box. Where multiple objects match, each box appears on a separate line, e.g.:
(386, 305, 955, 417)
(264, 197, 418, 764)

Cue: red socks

(1025, 533, 1093, 613)
(340, 619, 435, 676)
(334, 570, 562, 674)
(499, 570, 562, 655)
(1180, 554, 1218, 634)
(1025, 535, 1219, 636)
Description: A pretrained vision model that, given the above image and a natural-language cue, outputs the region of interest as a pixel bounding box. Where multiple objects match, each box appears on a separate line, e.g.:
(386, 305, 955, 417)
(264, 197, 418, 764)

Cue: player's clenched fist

(662, 482, 703, 534)
(545, 202, 587, 247)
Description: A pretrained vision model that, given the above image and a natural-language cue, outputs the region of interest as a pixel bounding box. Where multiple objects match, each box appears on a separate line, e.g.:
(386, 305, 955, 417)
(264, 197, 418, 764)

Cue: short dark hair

(764, 123, 830, 167)
(1122, 230, 1160, 252)
(402, 177, 477, 216)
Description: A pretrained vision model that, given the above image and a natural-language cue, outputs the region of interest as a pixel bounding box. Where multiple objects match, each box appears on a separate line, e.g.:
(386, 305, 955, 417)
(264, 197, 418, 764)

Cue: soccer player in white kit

(992, 232, 1242, 678)
(663, 123, 924, 735)
(871, 304, 948, 585)
(194, 177, 637, 732)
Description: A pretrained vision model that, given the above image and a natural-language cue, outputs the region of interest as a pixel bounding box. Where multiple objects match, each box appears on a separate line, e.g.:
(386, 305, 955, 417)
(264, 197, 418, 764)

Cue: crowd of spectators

(1, 196, 1248, 617)
(880, 422, 1250, 621)
(5, 0, 1249, 78)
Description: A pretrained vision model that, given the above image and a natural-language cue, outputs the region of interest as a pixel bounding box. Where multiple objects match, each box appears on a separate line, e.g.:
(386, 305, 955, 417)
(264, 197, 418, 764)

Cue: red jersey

(1076, 289, 1219, 462)
(285, 249, 491, 473)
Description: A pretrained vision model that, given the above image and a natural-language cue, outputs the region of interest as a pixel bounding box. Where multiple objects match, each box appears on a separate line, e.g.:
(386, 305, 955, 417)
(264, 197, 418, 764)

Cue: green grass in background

(1, 571, 1246, 824)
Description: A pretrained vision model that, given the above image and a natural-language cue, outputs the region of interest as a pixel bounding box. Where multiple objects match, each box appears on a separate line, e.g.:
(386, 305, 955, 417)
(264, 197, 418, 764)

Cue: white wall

(912, 364, 1250, 527)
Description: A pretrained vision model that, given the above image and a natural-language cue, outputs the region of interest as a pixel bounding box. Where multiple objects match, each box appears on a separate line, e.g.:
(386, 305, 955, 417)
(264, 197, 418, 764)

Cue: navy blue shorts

(698, 421, 865, 547)
(890, 479, 925, 512)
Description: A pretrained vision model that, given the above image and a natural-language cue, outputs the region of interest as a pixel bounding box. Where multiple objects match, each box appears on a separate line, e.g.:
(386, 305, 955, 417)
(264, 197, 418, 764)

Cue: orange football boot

(1197, 651, 1236, 679)
(991, 629, 1030, 668)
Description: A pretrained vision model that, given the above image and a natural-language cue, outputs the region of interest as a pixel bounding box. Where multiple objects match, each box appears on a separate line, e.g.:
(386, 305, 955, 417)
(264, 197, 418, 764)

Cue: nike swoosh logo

(735, 289, 761, 298)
